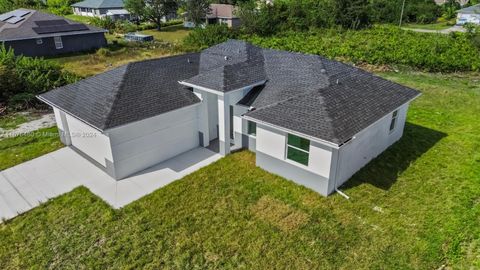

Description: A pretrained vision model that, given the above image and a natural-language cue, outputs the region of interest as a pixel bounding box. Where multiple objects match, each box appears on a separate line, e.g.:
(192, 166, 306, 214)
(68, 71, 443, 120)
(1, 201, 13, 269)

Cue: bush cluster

(89, 17, 182, 34)
(246, 26, 480, 72)
(237, 0, 442, 34)
(0, 45, 80, 109)
(183, 25, 480, 72)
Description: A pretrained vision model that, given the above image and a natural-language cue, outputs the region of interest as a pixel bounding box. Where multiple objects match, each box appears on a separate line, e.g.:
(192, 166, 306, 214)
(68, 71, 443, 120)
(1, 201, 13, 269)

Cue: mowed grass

(0, 71, 479, 269)
(0, 127, 63, 170)
(141, 25, 191, 43)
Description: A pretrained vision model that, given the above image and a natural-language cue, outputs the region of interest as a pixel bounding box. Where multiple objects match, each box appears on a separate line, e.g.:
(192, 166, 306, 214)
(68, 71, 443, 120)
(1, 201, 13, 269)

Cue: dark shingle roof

(0, 9, 105, 41)
(39, 54, 201, 130)
(245, 61, 420, 144)
(39, 40, 420, 144)
(71, 0, 124, 9)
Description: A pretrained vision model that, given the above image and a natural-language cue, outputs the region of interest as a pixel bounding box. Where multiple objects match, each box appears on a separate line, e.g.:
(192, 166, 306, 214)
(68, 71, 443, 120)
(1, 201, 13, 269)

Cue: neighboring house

(456, 4, 480, 25)
(38, 40, 420, 197)
(71, 0, 131, 20)
(435, 0, 469, 5)
(184, 4, 240, 28)
(0, 9, 106, 57)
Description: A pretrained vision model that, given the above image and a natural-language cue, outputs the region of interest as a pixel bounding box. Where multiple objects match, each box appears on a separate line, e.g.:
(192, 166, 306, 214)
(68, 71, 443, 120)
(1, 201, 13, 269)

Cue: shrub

(0, 45, 80, 109)
(89, 17, 116, 32)
(246, 26, 480, 72)
(183, 24, 238, 51)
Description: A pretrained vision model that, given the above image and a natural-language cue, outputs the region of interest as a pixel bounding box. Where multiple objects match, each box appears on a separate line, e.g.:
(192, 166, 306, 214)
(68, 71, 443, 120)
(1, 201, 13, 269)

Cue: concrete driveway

(0, 147, 221, 221)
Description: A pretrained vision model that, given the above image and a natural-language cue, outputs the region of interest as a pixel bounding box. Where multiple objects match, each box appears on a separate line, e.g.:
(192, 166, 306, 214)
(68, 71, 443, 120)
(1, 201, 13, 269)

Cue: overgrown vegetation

(0, 45, 80, 110)
(184, 25, 480, 72)
(0, 71, 479, 268)
(87, 16, 182, 34)
(237, 0, 442, 34)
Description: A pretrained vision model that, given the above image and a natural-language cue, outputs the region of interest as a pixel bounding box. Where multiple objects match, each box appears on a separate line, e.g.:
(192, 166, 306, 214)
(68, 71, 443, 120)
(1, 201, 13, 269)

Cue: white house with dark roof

(456, 4, 480, 25)
(38, 40, 420, 196)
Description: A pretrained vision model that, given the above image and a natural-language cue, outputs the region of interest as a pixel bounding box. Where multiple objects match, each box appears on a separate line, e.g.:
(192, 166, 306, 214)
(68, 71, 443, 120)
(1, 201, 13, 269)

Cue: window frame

(285, 133, 310, 167)
(389, 110, 399, 133)
(247, 121, 256, 137)
(53, 36, 63, 49)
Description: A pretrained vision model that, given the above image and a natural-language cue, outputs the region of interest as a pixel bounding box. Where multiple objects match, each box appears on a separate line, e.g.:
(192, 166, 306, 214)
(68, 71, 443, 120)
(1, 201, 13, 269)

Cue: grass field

(141, 25, 191, 43)
(0, 71, 478, 268)
(50, 25, 189, 77)
(0, 126, 63, 170)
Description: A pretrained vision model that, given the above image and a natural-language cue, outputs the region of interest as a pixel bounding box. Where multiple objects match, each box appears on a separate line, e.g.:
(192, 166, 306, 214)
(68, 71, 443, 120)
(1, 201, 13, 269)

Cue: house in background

(38, 40, 420, 197)
(0, 9, 106, 57)
(71, 0, 131, 20)
(456, 4, 480, 25)
(184, 4, 240, 28)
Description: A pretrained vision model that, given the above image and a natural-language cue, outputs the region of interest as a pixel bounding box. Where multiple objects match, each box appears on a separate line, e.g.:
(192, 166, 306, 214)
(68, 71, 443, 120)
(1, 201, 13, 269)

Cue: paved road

(402, 26, 466, 34)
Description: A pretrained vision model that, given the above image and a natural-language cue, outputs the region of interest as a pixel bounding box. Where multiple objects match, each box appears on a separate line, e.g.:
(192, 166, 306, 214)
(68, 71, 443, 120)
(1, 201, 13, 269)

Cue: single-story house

(456, 4, 480, 25)
(38, 40, 420, 196)
(72, 0, 131, 20)
(184, 4, 240, 28)
(0, 9, 106, 57)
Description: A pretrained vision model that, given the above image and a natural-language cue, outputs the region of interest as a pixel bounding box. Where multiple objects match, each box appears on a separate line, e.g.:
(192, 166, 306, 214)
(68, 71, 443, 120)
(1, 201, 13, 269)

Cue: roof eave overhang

(36, 95, 106, 132)
(242, 115, 341, 149)
(178, 80, 266, 96)
(0, 30, 107, 42)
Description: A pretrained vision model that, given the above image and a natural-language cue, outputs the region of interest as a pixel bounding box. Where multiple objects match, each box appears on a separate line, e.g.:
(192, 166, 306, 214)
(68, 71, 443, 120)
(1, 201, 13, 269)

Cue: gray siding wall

(107, 105, 200, 179)
(4, 32, 106, 57)
(335, 103, 410, 188)
(256, 152, 330, 196)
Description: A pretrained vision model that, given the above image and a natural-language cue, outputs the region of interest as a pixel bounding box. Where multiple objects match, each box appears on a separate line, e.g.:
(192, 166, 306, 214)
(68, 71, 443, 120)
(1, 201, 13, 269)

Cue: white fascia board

(178, 80, 267, 97)
(242, 115, 340, 149)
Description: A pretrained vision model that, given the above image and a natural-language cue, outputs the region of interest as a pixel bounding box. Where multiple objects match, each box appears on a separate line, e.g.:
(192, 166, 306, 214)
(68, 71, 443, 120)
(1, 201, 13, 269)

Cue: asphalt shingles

(39, 40, 420, 144)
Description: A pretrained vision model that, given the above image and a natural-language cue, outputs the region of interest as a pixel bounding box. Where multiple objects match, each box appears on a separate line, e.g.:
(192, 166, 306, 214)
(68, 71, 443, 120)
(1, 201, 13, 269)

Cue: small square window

(247, 121, 256, 136)
(390, 110, 399, 132)
(36, 38, 43, 45)
(54, 36, 63, 49)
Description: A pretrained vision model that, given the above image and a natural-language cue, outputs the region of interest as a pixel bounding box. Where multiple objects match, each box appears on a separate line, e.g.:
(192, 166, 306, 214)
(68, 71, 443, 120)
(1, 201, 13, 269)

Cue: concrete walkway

(0, 147, 221, 221)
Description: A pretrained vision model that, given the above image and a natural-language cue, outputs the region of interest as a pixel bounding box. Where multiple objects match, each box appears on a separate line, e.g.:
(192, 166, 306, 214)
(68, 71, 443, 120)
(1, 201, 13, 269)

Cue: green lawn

(0, 111, 44, 130)
(0, 71, 479, 269)
(0, 126, 63, 170)
(141, 25, 191, 43)
(64, 14, 92, 24)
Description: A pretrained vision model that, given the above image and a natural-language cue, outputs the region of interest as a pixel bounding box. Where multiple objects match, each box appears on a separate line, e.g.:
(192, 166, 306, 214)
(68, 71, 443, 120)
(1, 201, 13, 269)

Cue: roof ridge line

(102, 64, 130, 129)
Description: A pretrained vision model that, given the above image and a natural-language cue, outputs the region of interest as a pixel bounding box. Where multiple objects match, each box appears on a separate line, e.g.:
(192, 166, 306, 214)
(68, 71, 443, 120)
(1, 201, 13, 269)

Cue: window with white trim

(389, 110, 398, 132)
(286, 134, 310, 166)
(54, 36, 63, 49)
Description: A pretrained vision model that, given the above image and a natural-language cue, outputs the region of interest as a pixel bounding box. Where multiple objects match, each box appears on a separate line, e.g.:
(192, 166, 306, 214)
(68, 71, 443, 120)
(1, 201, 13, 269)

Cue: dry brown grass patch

(251, 195, 310, 232)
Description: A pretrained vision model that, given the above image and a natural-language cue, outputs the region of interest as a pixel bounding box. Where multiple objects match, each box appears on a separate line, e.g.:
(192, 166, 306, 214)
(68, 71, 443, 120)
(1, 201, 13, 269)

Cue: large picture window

(286, 134, 310, 166)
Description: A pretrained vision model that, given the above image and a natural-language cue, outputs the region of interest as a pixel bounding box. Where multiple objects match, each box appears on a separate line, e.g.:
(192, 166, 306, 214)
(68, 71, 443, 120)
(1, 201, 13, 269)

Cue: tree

(125, 0, 178, 30)
(334, 0, 370, 29)
(184, 0, 211, 26)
